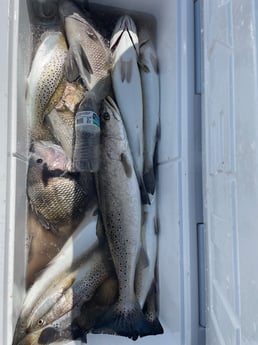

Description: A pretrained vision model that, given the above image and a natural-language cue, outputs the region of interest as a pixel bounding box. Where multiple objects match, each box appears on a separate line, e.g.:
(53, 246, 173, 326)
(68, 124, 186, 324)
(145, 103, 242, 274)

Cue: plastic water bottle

(73, 92, 100, 172)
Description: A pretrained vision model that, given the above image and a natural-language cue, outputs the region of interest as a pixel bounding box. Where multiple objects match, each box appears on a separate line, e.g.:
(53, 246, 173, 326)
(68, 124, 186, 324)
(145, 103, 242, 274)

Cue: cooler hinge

(194, 0, 202, 95)
(197, 223, 206, 328)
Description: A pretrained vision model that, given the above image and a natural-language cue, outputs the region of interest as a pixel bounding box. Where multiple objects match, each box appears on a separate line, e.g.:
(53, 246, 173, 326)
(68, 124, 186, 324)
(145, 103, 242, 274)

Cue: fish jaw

(110, 15, 139, 54)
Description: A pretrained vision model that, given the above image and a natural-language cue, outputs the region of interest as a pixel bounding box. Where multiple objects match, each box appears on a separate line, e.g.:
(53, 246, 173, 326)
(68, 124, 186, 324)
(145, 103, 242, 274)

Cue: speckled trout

(95, 97, 152, 339)
(26, 31, 67, 134)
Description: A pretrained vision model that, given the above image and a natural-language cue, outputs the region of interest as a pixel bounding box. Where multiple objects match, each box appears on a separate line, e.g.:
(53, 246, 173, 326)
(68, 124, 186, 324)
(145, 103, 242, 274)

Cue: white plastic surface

(0, 0, 203, 344)
(202, 0, 258, 344)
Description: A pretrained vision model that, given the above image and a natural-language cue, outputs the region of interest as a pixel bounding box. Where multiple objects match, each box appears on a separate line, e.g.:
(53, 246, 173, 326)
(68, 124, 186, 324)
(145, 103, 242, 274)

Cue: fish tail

(142, 282, 164, 336)
(93, 299, 153, 340)
(143, 167, 156, 195)
(143, 317, 164, 336)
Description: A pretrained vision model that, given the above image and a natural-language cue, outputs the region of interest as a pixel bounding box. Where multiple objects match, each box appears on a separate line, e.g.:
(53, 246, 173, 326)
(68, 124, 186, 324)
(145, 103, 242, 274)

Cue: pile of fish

(13, 0, 162, 343)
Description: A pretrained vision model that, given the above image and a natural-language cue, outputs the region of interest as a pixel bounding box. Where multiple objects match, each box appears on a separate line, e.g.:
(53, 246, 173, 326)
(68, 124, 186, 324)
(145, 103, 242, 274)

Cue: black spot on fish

(38, 327, 59, 344)
(42, 164, 65, 187)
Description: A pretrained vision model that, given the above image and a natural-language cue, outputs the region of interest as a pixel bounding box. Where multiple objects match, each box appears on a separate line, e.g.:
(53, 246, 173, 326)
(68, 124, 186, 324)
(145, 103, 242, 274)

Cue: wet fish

(27, 141, 95, 234)
(13, 215, 99, 345)
(26, 31, 67, 136)
(19, 277, 118, 345)
(26, 206, 71, 289)
(138, 27, 160, 194)
(94, 96, 152, 339)
(110, 16, 149, 204)
(45, 82, 86, 159)
(59, 0, 112, 107)
(25, 245, 113, 334)
(45, 108, 74, 160)
(135, 193, 158, 308)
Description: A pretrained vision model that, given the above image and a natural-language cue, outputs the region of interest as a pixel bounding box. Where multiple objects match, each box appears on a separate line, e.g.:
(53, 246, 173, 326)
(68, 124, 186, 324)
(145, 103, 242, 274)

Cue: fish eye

(37, 319, 44, 326)
(36, 158, 43, 164)
(102, 112, 110, 121)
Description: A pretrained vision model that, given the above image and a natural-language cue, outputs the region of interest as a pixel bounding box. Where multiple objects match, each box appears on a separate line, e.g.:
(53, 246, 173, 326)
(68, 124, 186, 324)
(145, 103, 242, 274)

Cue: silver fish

(45, 81, 86, 160)
(26, 31, 67, 133)
(25, 246, 113, 334)
(12, 214, 98, 345)
(59, 0, 112, 107)
(95, 97, 151, 339)
(26, 206, 71, 289)
(138, 27, 160, 194)
(134, 193, 164, 336)
(16, 277, 118, 345)
(110, 16, 149, 204)
(135, 193, 158, 308)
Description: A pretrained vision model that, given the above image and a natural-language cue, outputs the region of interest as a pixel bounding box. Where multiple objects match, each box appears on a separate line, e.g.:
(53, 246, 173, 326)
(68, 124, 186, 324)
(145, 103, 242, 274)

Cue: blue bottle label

(76, 111, 100, 128)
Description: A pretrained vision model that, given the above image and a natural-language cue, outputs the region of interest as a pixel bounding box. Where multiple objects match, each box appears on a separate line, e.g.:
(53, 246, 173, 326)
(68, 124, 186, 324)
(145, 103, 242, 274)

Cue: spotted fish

(26, 31, 67, 138)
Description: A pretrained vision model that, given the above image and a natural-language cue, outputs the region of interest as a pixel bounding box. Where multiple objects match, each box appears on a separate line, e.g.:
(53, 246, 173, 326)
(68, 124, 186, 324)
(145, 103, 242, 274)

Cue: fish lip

(110, 15, 139, 54)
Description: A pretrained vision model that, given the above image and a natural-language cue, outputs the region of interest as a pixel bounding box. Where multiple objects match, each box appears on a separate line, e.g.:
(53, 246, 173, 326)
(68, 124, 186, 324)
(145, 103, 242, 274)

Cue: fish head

(12, 317, 30, 345)
(110, 15, 139, 54)
(29, 141, 72, 172)
(59, 0, 81, 21)
(100, 97, 126, 140)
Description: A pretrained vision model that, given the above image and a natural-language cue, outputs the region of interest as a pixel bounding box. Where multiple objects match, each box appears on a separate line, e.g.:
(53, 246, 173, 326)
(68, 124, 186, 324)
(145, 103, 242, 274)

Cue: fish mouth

(110, 15, 139, 54)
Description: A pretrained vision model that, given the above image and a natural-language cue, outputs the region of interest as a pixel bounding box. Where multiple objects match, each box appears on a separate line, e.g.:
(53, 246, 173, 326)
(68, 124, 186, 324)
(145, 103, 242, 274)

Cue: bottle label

(76, 111, 100, 128)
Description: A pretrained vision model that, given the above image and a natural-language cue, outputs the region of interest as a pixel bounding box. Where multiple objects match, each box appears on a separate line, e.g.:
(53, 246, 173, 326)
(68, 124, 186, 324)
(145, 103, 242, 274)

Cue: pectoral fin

(65, 49, 80, 82)
(143, 168, 155, 195)
(154, 216, 159, 235)
(120, 153, 133, 178)
(60, 276, 76, 291)
(65, 44, 93, 86)
(138, 54, 150, 73)
(151, 53, 159, 74)
(120, 59, 133, 82)
(138, 246, 149, 269)
(136, 173, 151, 205)
(96, 213, 106, 245)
